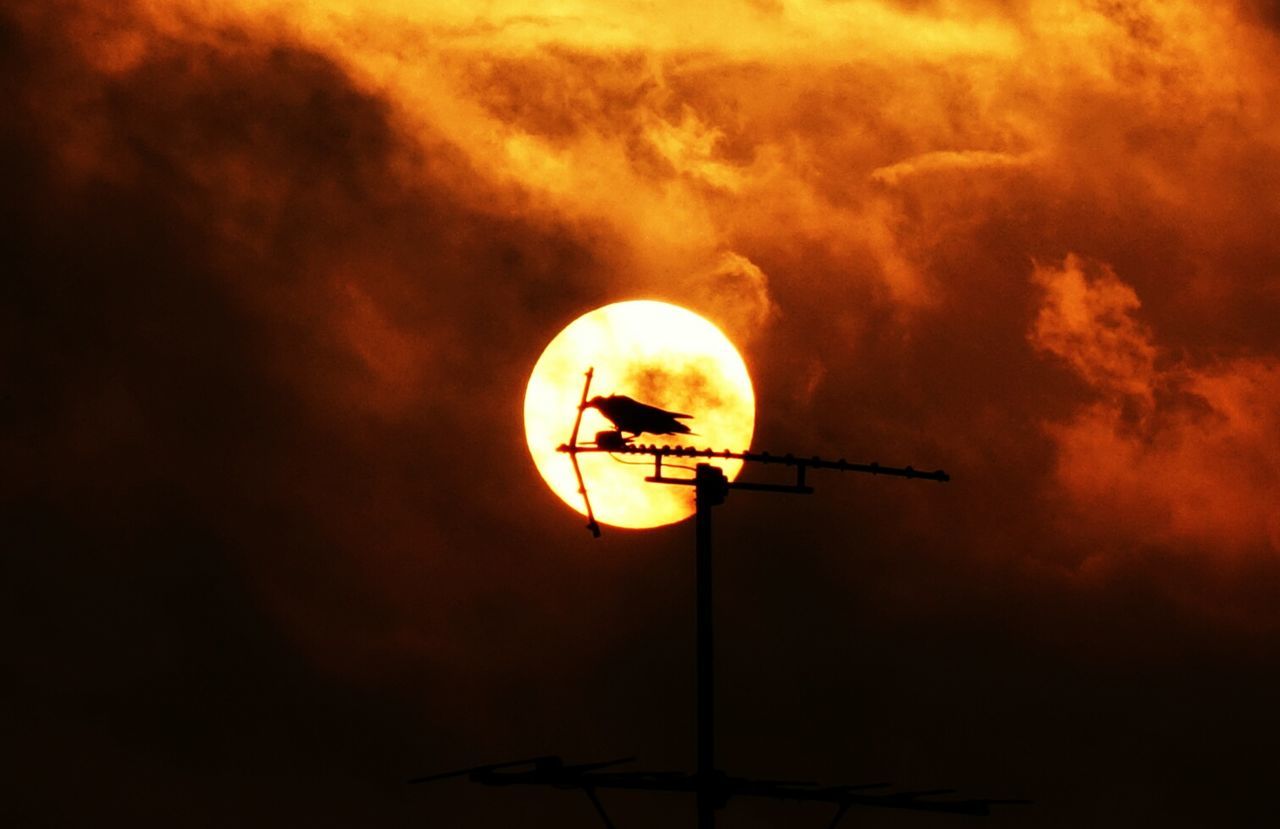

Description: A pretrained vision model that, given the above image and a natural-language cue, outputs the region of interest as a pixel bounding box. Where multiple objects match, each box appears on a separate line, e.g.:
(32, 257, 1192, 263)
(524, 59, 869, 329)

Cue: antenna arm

(583, 787, 617, 829)
(565, 367, 601, 537)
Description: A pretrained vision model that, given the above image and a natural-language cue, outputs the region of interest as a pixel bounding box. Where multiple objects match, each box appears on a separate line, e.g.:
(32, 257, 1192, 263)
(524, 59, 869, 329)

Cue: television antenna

(414, 367, 1027, 827)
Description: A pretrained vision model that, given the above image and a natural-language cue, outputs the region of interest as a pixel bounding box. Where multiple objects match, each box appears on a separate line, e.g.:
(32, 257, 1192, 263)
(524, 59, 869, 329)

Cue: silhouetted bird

(585, 394, 694, 439)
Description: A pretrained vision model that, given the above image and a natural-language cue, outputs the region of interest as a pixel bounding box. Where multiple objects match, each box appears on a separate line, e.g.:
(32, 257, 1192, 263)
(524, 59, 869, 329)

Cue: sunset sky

(5, 1, 1280, 826)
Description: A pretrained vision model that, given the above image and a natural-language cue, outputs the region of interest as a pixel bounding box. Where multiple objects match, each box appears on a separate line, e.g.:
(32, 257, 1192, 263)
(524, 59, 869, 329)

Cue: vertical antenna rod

(695, 464, 729, 829)
(567, 367, 600, 538)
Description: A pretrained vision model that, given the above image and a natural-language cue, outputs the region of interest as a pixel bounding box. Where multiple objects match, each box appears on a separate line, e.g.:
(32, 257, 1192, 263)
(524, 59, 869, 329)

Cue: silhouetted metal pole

(414, 434, 1030, 825)
(695, 463, 728, 829)
(546, 424, 971, 828)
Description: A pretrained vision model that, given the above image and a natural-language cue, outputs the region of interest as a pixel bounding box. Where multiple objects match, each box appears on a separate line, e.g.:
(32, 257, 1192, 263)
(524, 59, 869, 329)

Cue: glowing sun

(525, 300, 755, 530)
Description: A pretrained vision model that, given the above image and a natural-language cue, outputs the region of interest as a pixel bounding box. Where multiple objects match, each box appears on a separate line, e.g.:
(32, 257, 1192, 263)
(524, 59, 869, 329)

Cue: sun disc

(524, 300, 755, 529)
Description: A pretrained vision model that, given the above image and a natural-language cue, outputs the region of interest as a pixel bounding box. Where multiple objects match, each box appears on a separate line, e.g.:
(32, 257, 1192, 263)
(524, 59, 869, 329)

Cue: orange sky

(5, 2, 1280, 825)
(107, 0, 1279, 561)
(9, 0, 1280, 661)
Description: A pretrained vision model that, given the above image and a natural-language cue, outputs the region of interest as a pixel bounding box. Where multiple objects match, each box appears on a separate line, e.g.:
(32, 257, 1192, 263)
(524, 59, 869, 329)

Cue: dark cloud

(1, 2, 608, 824)
(5, 1, 1280, 827)
(1244, 0, 1280, 29)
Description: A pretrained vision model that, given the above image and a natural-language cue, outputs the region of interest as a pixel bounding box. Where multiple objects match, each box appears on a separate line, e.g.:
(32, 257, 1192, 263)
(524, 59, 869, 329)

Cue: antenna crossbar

(412, 756, 1028, 825)
(557, 442, 950, 486)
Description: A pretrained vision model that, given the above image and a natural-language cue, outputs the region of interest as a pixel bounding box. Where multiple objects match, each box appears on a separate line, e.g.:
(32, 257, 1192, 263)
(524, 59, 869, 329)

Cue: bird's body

(585, 394, 694, 439)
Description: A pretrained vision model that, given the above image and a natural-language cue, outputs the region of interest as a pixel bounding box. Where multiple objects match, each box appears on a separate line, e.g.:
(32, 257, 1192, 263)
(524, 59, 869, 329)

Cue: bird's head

(584, 395, 606, 410)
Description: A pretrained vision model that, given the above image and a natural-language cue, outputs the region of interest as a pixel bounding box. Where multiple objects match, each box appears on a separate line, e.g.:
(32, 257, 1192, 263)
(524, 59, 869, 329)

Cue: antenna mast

(414, 367, 1025, 827)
